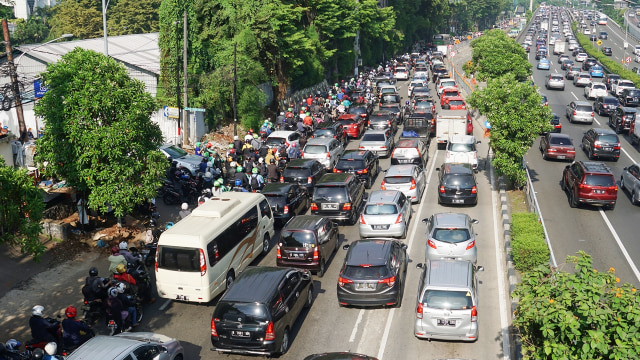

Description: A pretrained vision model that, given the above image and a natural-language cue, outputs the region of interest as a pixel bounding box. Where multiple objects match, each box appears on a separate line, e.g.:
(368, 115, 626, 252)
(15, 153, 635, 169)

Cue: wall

(0, 135, 14, 166)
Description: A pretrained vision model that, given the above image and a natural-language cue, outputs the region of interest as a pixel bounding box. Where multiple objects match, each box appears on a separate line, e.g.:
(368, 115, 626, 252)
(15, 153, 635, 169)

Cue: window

(260, 199, 272, 219)
(133, 345, 160, 360)
(206, 207, 259, 265)
(158, 246, 200, 272)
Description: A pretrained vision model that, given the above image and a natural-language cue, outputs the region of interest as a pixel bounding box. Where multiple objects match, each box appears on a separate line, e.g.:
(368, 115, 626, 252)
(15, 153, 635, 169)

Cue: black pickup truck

(401, 113, 434, 139)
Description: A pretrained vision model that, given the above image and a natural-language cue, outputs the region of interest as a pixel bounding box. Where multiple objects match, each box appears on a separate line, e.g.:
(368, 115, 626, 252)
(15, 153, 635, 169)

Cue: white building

(0, 0, 60, 20)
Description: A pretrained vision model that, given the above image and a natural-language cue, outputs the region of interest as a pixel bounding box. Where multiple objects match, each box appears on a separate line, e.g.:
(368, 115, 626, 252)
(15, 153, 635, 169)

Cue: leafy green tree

(107, 0, 161, 35)
(34, 49, 168, 218)
(12, 15, 51, 45)
(467, 74, 552, 186)
(514, 251, 640, 359)
(48, 0, 102, 39)
(470, 29, 531, 81)
(0, 4, 13, 19)
(0, 158, 46, 260)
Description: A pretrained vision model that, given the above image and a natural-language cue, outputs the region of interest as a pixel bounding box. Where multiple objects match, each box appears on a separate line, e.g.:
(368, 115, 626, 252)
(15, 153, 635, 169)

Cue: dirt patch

(508, 189, 529, 214)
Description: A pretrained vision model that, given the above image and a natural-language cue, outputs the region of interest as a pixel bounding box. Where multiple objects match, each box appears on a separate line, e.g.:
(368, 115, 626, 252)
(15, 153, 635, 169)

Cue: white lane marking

(491, 157, 511, 360)
(158, 299, 172, 311)
(349, 309, 365, 342)
(376, 148, 439, 360)
(571, 92, 578, 100)
(621, 146, 638, 163)
(599, 209, 640, 283)
(594, 118, 601, 125)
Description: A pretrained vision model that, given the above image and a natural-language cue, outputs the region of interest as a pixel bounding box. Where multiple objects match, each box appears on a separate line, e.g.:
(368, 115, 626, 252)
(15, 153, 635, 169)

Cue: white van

(444, 134, 479, 171)
(155, 192, 275, 303)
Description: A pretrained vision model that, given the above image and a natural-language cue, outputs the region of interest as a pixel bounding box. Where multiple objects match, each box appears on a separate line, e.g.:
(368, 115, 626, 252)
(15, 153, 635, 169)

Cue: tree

(467, 74, 552, 186)
(470, 29, 531, 81)
(514, 251, 640, 359)
(0, 158, 46, 260)
(48, 0, 102, 39)
(34, 49, 168, 218)
(107, 0, 161, 35)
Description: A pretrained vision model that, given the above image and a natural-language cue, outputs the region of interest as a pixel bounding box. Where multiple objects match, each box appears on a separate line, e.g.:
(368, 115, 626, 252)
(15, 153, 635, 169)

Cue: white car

(614, 79, 636, 96)
(394, 66, 409, 80)
(634, 45, 640, 56)
(584, 82, 608, 100)
(436, 78, 457, 96)
(408, 79, 427, 97)
(575, 52, 588, 62)
(444, 135, 480, 170)
(583, 28, 591, 35)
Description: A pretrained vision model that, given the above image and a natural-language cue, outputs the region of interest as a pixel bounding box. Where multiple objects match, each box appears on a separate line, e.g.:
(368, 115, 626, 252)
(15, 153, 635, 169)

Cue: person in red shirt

(306, 95, 313, 107)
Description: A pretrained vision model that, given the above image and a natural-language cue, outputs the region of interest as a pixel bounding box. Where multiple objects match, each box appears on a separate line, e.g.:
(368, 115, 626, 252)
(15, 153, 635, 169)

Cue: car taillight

(359, 146, 365, 150)
(591, 112, 594, 117)
(326, 152, 331, 158)
(313, 247, 319, 260)
(410, 179, 416, 190)
(280, 176, 284, 183)
(338, 276, 353, 287)
(381, 180, 386, 190)
(471, 306, 477, 322)
(360, 214, 366, 224)
(265, 322, 276, 341)
(301, 151, 305, 157)
(211, 318, 219, 337)
(466, 240, 476, 250)
(155, 246, 159, 272)
(439, 185, 445, 193)
(609, 185, 619, 192)
(361, 114, 367, 117)
(276, 243, 281, 259)
(395, 214, 403, 224)
(594, 143, 602, 149)
(614, 143, 621, 150)
(471, 186, 477, 194)
(427, 239, 437, 249)
(378, 275, 396, 287)
(310, 203, 318, 211)
(333, 168, 341, 173)
(356, 168, 368, 174)
(200, 249, 206, 276)
(573, 111, 577, 116)
(307, 176, 313, 184)
(343, 203, 352, 210)
(416, 303, 424, 319)
(283, 205, 289, 214)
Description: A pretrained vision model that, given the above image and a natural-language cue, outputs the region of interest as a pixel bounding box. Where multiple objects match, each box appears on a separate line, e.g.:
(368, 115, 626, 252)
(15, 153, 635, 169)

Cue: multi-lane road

(524, 10, 640, 288)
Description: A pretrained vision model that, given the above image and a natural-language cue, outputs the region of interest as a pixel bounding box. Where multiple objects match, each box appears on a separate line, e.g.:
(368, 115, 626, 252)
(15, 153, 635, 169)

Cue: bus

(432, 34, 451, 46)
(598, 16, 607, 25)
(155, 192, 275, 303)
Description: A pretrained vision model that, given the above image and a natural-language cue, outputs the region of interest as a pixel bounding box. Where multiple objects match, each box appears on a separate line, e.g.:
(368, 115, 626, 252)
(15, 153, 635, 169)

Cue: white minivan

(444, 135, 480, 171)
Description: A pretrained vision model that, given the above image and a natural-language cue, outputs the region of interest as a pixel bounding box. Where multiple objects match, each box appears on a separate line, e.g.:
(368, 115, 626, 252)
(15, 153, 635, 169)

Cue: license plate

(452, 199, 465, 204)
(604, 147, 612, 151)
(290, 253, 305, 259)
(594, 189, 605, 194)
(437, 319, 456, 326)
(398, 159, 411, 163)
(176, 295, 189, 301)
(355, 282, 376, 291)
(231, 330, 250, 338)
(322, 203, 338, 210)
(373, 225, 389, 230)
(557, 155, 565, 159)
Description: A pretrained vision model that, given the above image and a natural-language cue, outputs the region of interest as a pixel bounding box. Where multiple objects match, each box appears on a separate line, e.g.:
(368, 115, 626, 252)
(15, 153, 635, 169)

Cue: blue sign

(34, 79, 48, 99)
(163, 106, 169, 117)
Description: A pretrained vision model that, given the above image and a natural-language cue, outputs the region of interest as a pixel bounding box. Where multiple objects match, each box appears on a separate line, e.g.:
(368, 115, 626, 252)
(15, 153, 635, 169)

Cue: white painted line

(621, 146, 638, 164)
(376, 148, 439, 360)
(349, 309, 365, 343)
(490, 160, 511, 360)
(158, 299, 172, 311)
(594, 118, 601, 125)
(599, 209, 640, 283)
(571, 92, 578, 100)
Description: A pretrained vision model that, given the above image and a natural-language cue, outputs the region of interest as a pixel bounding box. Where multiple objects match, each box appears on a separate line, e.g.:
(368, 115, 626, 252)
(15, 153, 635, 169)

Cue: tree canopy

(34, 48, 168, 218)
(469, 29, 532, 81)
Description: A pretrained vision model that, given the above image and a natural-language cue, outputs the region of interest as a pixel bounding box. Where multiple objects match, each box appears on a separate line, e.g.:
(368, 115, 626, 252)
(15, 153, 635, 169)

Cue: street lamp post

(102, 0, 110, 55)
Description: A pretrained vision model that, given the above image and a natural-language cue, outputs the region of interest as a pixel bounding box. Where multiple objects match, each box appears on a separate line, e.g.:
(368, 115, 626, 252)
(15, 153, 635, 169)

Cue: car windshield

(157, 246, 200, 272)
(549, 137, 572, 145)
(585, 175, 615, 187)
(280, 230, 315, 247)
(163, 145, 188, 159)
(304, 145, 327, 154)
(336, 159, 365, 169)
(432, 228, 471, 243)
(216, 303, 268, 326)
(421, 290, 473, 310)
(266, 137, 286, 147)
(362, 134, 386, 142)
(449, 143, 475, 152)
(283, 167, 311, 178)
(597, 134, 619, 143)
(364, 204, 398, 215)
(343, 265, 389, 280)
(313, 186, 348, 201)
(442, 174, 475, 187)
(384, 176, 412, 184)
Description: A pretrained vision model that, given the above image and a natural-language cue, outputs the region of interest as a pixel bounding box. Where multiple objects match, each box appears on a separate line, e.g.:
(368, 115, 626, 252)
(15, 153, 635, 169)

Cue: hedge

(510, 212, 550, 272)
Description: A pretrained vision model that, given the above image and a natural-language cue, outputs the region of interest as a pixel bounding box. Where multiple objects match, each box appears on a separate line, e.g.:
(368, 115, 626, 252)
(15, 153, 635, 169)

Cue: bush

(510, 212, 549, 272)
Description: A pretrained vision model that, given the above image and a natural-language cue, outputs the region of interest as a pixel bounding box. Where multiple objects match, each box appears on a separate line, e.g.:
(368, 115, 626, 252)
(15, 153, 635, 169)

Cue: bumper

(592, 149, 620, 159)
(438, 193, 477, 205)
(337, 287, 400, 307)
(414, 323, 478, 342)
(578, 198, 617, 206)
(359, 223, 406, 238)
(570, 116, 593, 123)
(311, 209, 353, 221)
(277, 258, 321, 272)
(211, 340, 276, 356)
(599, 107, 616, 115)
(545, 151, 575, 160)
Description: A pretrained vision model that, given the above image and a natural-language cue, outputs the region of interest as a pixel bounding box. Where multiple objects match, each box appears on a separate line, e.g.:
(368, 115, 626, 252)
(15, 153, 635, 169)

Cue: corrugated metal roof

(15, 32, 160, 74)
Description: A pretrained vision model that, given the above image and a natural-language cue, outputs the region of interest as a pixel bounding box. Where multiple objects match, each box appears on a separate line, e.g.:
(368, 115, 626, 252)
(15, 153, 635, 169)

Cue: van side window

(207, 241, 220, 266)
(259, 200, 272, 219)
(207, 206, 259, 266)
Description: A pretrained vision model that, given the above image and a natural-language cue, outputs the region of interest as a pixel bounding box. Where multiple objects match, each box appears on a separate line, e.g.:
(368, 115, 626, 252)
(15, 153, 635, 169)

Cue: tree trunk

(276, 56, 288, 103)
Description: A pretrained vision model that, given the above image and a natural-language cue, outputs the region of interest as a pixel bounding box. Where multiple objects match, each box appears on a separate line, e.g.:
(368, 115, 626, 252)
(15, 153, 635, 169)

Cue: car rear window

(283, 167, 311, 178)
(362, 134, 386, 142)
(280, 230, 315, 247)
(596, 134, 619, 143)
(215, 302, 268, 325)
(384, 176, 412, 184)
(313, 129, 335, 137)
(627, 90, 640, 96)
(432, 228, 471, 242)
(364, 204, 398, 215)
(336, 159, 365, 169)
(265, 137, 286, 147)
(584, 175, 615, 187)
(264, 193, 286, 207)
(393, 148, 419, 158)
(604, 98, 620, 104)
(448, 143, 475, 152)
(338, 119, 356, 125)
(441, 81, 456, 87)
(593, 84, 606, 90)
(313, 186, 348, 201)
(157, 246, 200, 272)
(576, 105, 592, 112)
(304, 145, 327, 154)
(448, 100, 465, 106)
(421, 290, 473, 310)
(442, 174, 475, 187)
(549, 137, 572, 145)
(343, 265, 390, 279)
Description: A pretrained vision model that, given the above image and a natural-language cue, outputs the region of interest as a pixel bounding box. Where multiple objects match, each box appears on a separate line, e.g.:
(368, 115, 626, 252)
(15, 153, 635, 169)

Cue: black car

(313, 121, 348, 147)
(582, 127, 621, 161)
(333, 150, 380, 189)
(261, 183, 310, 226)
(589, 33, 597, 41)
(211, 267, 313, 356)
(281, 159, 327, 193)
(572, 47, 584, 56)
(619, 88, 640, 107)
(542, 113, 562, 134)
(560, 59, 574, 70)
(609, 106, 637, 133)
(378, 103, 403, 124)
(599, 31, 608, 39)
(604, 73, 621, 90)
(337, 239, 407, 307)
(436, 163, 478, 205)
(602, 47, 612, 56)
(582, 58, 597, 71)
(368, 110, 397, 133)
(594, 96, 621, 116)
(311, 173, 366, 224)
(348, 105, 370, 123)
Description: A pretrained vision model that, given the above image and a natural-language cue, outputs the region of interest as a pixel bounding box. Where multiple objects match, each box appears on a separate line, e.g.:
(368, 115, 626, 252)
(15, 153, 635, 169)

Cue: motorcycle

(61, 322, 94, 356)
(25, 317, 61, 352)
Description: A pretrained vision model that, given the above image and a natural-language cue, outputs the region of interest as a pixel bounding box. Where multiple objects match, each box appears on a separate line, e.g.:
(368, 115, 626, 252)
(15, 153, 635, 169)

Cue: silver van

(414, 259, 484, 342)
(302, 137, 344, 169)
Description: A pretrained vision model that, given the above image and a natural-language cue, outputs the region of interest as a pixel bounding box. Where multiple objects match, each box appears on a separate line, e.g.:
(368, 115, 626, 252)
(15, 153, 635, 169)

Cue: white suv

(444, 135, 480, 171)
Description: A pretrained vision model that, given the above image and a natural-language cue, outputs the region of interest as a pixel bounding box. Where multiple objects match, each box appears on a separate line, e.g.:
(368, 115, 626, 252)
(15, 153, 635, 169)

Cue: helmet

(116, 282, 126, 294)
(252, 167, 258, 174)
(280, 139, 285, 145)
(204, 171, 212, 179)
(44, 342, 56, 355)
(292, 143, 297, 147)
(181, 202, 188, 210)
(65, 306, 77, 318)
(236, 166, 243, 173)
(253, 134, 258, 139)
(233, 135, 239, 141)
(6, 339, 21, 350)
(230, 161, 237, 168)
(258, 157, 264, 163)
(32, 305, 44, 317)
(111, 246, 120, 255)
(89, 267, 98, 276)
(288, 107, 293, 112)
(108, 287, 118, 297)
(206, 142, 212, 148)
(406, 101, 410, 105)
(214, 179, 222, 187)
(119, 241, 128, 250)
(270, 158, 276, 164)
(165, 222, 174, 230)
(234, 179, 242, 186)
(280, 112, 285, 116)
(32, 348, 43, 360)
(195, 142, 201, 147)
(115, 263, 126, 274)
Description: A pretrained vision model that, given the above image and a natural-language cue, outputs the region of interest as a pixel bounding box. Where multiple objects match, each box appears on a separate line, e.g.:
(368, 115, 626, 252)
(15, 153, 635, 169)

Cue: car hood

(176, 154, 203, 168)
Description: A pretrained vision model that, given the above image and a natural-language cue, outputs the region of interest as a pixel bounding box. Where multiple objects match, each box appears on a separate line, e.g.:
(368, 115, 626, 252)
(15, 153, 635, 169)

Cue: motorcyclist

(82, 267, 108, 301)
(233, 135, 243, 154)
(105, 287, 128, 333)
(61, 306, 93, 349)
(234, 166, 249, 190)
(113, 264, 138, 290)
(29, 305, 59, 344)
(250, 133, 262, 151)
(179, 202, 191, 219)
(266, 158, 280, 183)
(118, 241, 139, 265)
(211, 179, 227, 197)
(287, 143, 301, 160)
(108, 246, 126, 275)
(249, 167, 265, 192)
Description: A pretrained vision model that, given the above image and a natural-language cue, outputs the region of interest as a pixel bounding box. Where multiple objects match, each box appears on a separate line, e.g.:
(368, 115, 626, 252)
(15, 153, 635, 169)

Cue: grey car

(566, 100, 594, 124)
(423, 213, 479, 264)
(359, 190, 413, 239)
(302, 137, 344, 169)
(573, 72, 592, 87)
(545, 74, 565, 90)
(66, 333, 184, 360)
(621, 163, 640, 205)
(160, 144, 202, 176)
(381, 164, 426, 203)
(359, 129, 394, 157)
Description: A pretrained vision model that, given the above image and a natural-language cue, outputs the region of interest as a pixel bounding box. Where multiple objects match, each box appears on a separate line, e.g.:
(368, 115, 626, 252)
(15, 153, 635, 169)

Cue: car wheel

(400, 226, 407, 239)
(607, 203, 616, 211)
(621, 177, 625, 191)
(280, 329, 290, 355)
(317, 260, 326, 278)
(262, 234, 270, 255)
(588, 147, 594, 160)
(394, 283, 403, 308)
(569, 190, 579, 208)
(305, 286, 314, 308)
(226, 271, 235, 290)
(632, 191, 640, 206)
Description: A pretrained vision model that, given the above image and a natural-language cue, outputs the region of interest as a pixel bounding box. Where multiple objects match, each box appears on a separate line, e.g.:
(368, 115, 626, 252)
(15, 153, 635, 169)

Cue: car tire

(632, 191, 640, 206)
(365, 176, 372, 189)
(542, 150, 548, 160)
(400, 226, 407, 239)
(305, 286, 314, 308)
(569, 190, 579, 208)
(588, 147, 594, 160)
(262, 234, 270, 255)
(280, 328, 290, 355)
(607, 203, 616, 211)
(317, 260, 326, 278)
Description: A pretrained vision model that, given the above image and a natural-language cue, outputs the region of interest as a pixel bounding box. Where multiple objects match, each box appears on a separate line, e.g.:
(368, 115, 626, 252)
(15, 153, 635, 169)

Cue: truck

(401, 113, 434, 139)
(553, 41, 565, 55)
(541, 22, 549, 31)
(435, 110, 473, 149)
(436, 45, 448, 57)
(629, 119, 640, 146)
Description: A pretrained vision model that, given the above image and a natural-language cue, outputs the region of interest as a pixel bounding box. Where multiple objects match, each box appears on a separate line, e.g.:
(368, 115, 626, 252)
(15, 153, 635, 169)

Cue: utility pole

(182, 10, 189, 145)
(175, 18, 181, 142)
(233, 42, 237, 137)
(102, 0, 108, 55)
(2, 19, 27, 144)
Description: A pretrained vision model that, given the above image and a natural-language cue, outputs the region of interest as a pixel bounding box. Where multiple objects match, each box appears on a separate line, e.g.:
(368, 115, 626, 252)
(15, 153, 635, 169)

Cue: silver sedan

(359, 190, 412, 239)
(620, 163, 640, 205)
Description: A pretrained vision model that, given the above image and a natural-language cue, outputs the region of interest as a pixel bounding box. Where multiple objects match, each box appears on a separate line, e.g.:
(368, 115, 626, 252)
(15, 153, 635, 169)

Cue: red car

(440, 87, 461, 107)
(539, 133, 575, 161)
(337, 114, 366, 138)
(443, 96, 466, 110)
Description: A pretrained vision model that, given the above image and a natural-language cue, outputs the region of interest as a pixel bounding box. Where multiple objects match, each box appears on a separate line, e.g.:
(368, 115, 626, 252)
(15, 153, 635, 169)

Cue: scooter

(24, 317, 61, 352)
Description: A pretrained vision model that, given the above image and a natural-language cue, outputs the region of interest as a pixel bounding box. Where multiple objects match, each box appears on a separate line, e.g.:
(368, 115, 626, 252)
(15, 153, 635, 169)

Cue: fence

(277, 80, 330, 111)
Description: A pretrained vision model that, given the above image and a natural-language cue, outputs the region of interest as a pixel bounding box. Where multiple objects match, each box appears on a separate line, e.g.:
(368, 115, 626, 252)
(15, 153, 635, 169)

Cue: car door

(398, 192, 411, 224)
(284, 271, 305, 321)
(316, 219, 333, 261)
(288, 187, 302, 215)
(416, 167, 426, 195)
(582, 129, 593, 151)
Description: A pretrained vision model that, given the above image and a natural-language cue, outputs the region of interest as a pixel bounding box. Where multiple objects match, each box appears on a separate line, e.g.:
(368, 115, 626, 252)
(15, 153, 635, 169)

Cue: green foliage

(513, 251, 640, 359)
(0, 4, 13, 19)
(468, 74, 552, 186)
(34, 48, 168, 218)
(11, 9, 52, 45)
(470, 29, 532, 81)
(0, 158, 46, 260)
(48, 0, 102, 39)
(510, 212, 549, 272)
(107, 0, 161, 35)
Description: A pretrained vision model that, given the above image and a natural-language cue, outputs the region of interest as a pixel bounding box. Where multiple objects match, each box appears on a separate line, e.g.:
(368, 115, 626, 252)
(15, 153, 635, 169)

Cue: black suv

(594, 96, 621, 116)
(608, 106, 637, 134)
(281, 159, 327, 193)
(582, 58, 597, 71)
(604, 73, 621, 90)
(311, 173, 366, 224)
(211, 266, 313, 356)
(562, 161, 618, 209)
(261, 183, 310, 226)
(369, 110, 397, 132)
(581, 128, 621, 161)
(313, 122, 348, 147)
(619, 88, 640, 107)
(602, 46, 612, 56)
(436, 163, 478, 206)
(348, 105, 370, 123)
(333, 150, 380, 189)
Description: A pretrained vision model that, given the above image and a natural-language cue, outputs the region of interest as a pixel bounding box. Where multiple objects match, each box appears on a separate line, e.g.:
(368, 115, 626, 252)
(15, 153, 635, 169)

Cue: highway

(524, 9, 640, 288)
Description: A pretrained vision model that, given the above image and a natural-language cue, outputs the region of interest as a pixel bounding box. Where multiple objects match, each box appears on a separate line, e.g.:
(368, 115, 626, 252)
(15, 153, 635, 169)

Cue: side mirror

(472, 219, 479, 224)
(421, 218, 429, 224)
(416, 263, 424, 269)
(624, 167, 628, 171)
(401, 243, 408, 250)
(476, 140, 481, 144)
(435, 167, 441, 171)
(342, 244, 351, 250)
(363, 192, 369, 200)
(476, 265, 485, 272)
(301, 271, 312, 281)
